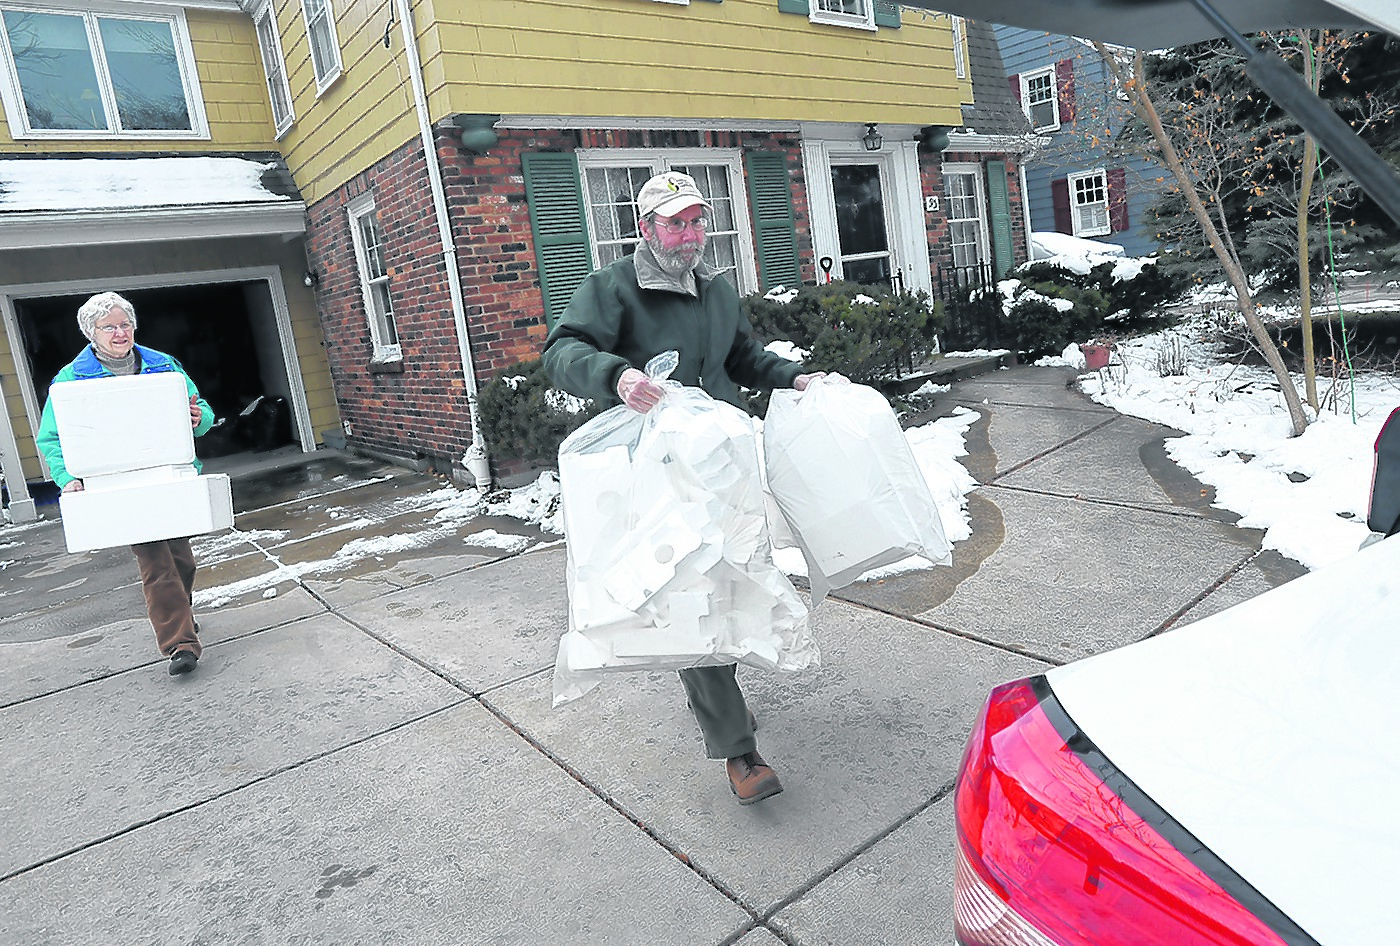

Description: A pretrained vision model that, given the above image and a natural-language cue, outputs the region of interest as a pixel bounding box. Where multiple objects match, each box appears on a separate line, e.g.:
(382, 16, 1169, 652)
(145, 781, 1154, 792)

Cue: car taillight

(953, 678, 1296, 946)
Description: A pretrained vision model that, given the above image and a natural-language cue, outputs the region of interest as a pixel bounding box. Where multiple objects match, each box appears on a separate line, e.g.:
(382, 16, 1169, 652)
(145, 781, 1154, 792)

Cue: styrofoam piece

(765, 379, 952, 602)
(58, 474, 233, 553)
(83, 465, 198, 491)
(48, 373, 194, 477)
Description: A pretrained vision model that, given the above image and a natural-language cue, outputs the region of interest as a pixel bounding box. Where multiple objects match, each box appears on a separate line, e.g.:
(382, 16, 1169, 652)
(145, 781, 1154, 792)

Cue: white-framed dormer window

(251, 0, 292, 136)
(1069, 169, 1111, 237)
(300, 0, 340, 93)
(1020, 66, 1060, 131)
(348, 193, 400, 363)
(951, 15, 966, 79)
(0, 4, 208, 139)
(576, 148, 759, 296)
(809, 0, 875, 31)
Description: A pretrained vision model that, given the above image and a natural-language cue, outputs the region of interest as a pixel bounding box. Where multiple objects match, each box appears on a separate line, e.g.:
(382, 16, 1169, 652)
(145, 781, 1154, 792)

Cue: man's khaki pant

(130, 538, 200, 658)
(680, 664, 757, 760)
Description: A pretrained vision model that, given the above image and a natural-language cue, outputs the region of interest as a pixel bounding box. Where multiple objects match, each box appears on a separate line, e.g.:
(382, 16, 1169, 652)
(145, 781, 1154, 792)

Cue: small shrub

(476, 358, 603, 464)
(743, 281, 943, 387)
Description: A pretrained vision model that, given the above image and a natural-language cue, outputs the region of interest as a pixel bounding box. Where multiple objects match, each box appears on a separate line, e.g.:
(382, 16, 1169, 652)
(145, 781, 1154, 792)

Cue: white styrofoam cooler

(48, 373, 194, 476)
(59, 472, 233, 552)
(48, 373, 232, 553)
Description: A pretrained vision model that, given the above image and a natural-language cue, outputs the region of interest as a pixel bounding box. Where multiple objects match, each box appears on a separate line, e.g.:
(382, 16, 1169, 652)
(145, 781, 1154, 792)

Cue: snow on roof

(0, 157, 294, 213)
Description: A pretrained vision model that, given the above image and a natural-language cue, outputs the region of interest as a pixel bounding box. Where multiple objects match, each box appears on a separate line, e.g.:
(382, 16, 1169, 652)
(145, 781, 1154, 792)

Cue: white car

(952, 534, 1400, 946)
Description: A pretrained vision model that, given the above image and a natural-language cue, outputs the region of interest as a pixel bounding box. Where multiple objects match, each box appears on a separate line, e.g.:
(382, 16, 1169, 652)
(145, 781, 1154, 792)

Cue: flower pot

(1082, 344, 1111, 370)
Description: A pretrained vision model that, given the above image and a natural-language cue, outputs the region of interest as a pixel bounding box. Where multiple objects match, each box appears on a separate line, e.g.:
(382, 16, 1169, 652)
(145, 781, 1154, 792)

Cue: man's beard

(646, 232, 705, 276)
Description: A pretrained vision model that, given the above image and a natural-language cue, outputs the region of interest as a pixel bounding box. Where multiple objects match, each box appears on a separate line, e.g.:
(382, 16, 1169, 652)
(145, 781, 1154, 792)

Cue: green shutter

(522, 152, 593, 328)
(986, 160, 1015, 279)
(777, 0, 807, 14)
(745, 152, 801, 291)
(874, 1, 901, 28)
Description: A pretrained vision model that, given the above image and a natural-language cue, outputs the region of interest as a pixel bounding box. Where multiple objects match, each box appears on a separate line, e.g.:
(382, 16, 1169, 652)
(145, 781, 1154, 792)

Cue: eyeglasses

(653, 215, 710, 234)
(95, 321, 134, 335)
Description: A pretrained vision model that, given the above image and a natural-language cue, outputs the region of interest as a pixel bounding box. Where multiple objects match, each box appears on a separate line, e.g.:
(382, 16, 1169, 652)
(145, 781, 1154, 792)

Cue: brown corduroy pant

(130, 537, 200, 658)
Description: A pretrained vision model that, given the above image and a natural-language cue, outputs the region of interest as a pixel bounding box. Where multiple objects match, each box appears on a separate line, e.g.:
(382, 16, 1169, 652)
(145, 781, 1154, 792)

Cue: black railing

(934, 262, 1007, 352)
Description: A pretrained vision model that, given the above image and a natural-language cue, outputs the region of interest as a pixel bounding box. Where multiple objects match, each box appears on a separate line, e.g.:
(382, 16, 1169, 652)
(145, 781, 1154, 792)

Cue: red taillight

(954, 679, 1292, 946)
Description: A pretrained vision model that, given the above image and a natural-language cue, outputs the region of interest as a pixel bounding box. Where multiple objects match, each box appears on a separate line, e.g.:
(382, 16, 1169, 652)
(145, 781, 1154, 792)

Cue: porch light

(862, 123, 884, 151)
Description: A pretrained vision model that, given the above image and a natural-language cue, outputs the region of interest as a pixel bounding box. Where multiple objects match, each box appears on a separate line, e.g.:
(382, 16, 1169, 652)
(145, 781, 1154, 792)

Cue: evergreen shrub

(476, 357, 602, 464)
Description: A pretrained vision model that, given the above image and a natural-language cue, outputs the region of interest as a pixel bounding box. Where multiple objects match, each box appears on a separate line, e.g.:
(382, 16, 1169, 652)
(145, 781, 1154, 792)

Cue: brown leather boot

(726, 751, 783, 805)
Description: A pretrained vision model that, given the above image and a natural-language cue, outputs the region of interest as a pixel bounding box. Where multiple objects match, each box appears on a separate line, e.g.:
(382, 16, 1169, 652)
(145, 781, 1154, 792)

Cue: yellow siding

(0, 10, 278, 153)
(274, 0, 963, 203)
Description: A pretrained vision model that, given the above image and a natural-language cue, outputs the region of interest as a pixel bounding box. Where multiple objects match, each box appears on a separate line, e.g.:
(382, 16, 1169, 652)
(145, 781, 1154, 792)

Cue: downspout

(393, 0, 492, 488)
(1018, 161, 1033, 260)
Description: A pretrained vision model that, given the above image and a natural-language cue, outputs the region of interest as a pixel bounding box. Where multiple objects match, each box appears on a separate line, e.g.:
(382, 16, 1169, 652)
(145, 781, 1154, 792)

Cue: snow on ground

(1042, 319, 1400, 570)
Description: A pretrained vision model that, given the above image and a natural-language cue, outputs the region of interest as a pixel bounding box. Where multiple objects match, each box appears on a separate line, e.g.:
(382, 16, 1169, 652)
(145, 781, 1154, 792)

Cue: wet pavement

(0, 365, 1307, 945)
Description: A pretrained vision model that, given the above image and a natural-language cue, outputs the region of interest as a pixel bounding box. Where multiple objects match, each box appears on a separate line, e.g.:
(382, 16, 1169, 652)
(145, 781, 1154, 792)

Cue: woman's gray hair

(76, 291, 137, 341)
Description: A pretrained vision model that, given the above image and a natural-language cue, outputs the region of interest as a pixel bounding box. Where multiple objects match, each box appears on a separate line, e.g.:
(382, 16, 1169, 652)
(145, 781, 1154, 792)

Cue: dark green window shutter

(522, 152, 593, 328)
(777, 0, 807, 14)
(745, 152, 801, 291)
(986, 160, 1015, 278)
(874, 1, 901, 28)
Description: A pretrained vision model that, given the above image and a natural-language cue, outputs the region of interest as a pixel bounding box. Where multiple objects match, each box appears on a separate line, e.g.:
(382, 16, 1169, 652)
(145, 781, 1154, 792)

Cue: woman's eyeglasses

(95, 322, 134, 335)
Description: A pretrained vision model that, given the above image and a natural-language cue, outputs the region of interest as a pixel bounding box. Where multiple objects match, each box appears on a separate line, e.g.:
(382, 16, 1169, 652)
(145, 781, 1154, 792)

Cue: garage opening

(17, 281, 302, 469)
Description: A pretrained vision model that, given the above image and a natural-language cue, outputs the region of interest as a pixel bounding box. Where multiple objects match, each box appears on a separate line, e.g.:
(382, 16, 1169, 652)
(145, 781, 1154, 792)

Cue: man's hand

(62, 480, 84, 493)
(189, 395, 202, 428)
(617, 368, 666, 412)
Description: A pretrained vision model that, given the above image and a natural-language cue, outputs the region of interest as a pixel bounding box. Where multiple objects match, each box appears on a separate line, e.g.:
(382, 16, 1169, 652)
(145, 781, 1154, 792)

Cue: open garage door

(17, 280, 306, 466)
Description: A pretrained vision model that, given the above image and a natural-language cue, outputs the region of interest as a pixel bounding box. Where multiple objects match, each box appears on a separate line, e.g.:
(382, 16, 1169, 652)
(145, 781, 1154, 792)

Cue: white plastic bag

(553, 352, 817, 706)
(764, 377, 952, 601)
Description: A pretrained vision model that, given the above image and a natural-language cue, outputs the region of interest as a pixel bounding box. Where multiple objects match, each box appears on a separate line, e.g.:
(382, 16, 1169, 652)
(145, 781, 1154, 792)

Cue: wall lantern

(455, 113, 501, 154)
(303, 269, 320, 288)
(861, 123, 884, 152)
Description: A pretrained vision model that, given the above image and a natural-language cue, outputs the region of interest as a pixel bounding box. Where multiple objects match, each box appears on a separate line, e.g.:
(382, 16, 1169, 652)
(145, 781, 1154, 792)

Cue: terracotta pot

(1082, 344, 1111, 370)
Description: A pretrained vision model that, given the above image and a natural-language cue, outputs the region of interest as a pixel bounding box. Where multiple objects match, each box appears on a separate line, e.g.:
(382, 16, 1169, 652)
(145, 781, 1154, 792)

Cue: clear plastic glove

(794, 371, 849, 391)
(617, 367, 666, 412)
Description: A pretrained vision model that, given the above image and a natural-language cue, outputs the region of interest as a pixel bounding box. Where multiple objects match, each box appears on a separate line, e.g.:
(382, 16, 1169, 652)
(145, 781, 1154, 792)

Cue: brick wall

(305, 124, 814, 482)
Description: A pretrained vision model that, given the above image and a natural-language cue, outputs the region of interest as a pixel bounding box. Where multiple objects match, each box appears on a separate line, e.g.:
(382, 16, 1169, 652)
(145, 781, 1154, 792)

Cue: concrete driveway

(0, 365, 1304, 945)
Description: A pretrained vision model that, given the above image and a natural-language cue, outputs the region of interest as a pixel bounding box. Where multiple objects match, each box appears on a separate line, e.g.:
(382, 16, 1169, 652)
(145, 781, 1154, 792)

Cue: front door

(830, 160, 900, 291)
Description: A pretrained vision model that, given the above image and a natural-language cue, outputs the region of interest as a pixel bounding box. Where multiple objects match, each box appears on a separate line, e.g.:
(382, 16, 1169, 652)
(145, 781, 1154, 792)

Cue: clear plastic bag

(553, 351, 817, 706)
(764, 377, 952, 602)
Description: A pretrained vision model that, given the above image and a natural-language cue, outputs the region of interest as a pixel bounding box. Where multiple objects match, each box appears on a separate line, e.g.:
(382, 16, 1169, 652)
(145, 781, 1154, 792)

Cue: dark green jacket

(542, 256, 802, 409)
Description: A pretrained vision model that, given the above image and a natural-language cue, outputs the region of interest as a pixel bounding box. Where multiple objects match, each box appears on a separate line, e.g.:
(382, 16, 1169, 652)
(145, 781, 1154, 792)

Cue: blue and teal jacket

(35, 344, 215, 489)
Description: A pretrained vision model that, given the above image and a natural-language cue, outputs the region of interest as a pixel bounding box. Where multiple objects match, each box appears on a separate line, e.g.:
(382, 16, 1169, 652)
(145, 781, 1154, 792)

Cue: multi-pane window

(945, 167, 987, 282)
(1021, 67, 1059, 131)
(0, 6, 205, 137)
(348, 195, 399, 362)
(1069, 170, 1111, 237)
(577, 150, 757, 294)
(300, 0, 341, 92)
(809, 0, 874, 30)
(252, 0, 293, 136)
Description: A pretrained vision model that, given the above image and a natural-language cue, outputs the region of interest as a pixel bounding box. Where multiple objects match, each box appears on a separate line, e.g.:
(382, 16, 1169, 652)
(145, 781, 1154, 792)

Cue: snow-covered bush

(477, 358, 603, 464)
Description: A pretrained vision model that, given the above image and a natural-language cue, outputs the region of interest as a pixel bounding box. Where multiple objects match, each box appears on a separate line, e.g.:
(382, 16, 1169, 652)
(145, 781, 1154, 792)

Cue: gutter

(392, 0, 492, 489)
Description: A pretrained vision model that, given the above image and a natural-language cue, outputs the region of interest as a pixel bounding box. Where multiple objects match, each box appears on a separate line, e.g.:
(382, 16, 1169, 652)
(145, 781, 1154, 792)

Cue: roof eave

(0, 202, 307, 251)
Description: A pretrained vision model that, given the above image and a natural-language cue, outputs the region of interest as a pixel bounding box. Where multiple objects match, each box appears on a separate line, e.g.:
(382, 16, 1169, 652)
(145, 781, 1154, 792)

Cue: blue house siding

(995, 25, 1166, 258)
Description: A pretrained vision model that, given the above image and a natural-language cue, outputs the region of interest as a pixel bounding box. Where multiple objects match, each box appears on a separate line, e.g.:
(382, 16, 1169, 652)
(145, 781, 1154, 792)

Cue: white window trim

(942, 160, 991, 272)
(808, 0, 875, 32)
(1019, 65, 1060, 132)
(575, 147, 760, 296)
(300, 0, 341, 95)
(0, 1, 209, 140)
(251, 0, 293, 137)
(1068, 168, 1112, 238)
(347, 193, 400, 363)
(951, 15, 966, 79)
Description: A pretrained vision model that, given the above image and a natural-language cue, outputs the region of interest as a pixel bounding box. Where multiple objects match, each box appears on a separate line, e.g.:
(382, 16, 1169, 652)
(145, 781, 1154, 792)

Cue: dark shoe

(168, 650, 199, 675)
(726, 751, 783, 805)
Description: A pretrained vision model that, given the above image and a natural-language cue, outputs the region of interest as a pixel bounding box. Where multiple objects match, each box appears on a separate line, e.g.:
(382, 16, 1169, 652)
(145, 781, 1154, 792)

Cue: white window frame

(942, 161, 991, 279)
(0, 1, 209, 140)
(251, 0, 292, 137)
(808, 0, 875, 31)
(951, 15, 966, 79)
(1020, 66, 1060, 132)
(576, 148, 760, 296)
(300, 0, 340, 95)
(347, 193, 400, 363)
(1069, 168, 1111, 237)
